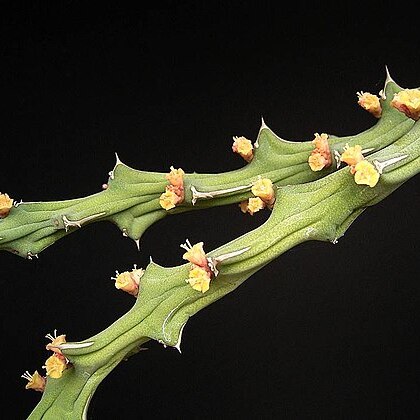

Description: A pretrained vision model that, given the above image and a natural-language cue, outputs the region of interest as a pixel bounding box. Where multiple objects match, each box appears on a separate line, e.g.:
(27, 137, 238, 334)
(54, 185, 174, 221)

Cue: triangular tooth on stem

(381, 65, 402, 99)
(385, 65, 395, 86)
(115, 152, 123, 166)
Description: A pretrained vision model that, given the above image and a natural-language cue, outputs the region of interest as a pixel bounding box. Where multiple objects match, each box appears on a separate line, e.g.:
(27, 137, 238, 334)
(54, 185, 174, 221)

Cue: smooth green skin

(28, 105, 420, 418)
(0, 82, 413, 258)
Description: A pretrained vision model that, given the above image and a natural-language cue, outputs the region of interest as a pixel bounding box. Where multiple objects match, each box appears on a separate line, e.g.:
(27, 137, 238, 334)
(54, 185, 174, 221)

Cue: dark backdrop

(1, 2, 419, 419)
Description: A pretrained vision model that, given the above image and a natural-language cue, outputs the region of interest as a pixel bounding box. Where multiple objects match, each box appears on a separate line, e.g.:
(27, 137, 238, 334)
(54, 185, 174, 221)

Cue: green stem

(27, 117, 419, 419)
(1, 82, 412, 258)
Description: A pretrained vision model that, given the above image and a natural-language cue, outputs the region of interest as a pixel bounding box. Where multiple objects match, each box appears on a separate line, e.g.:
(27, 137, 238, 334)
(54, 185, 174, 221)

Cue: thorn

(361, 147, 375, 155)
(260, 116, 268, 130)
(115, 152, 123, 166)
(122, 228, 128, 237)
(382, 66, 401, 99)
(109, 152, 124, 180)
(149, 256, 153, 264)
(208, 246, 251, 276)
(58, 341, 94, 350)
(174, 323, 186, 354)
(384, 65, 395, 86)
(373, 154, 408, 174)
(134, 238, 140, 251)
(190, 183, 253, 205)
(62, 212, 106, 231)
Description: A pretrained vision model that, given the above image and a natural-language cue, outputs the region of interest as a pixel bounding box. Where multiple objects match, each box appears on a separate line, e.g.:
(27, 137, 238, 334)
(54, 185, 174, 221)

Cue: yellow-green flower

(186, 265, 212, 293)
(353, 160, 380, 188)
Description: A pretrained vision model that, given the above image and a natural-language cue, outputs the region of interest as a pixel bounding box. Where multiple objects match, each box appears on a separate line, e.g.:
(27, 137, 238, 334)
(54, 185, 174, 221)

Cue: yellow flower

(353, 160, 380, 188)
(181, 241, 208, 267)
(0, 192, 13, 218)
(166, 166, 185, 188)
(357, 91, 382, 118)
(186, 265, 211, 293)
(308, 152, 328, 171)
(43, 354, 68, 379)
(308, 133, 331, 171)
(246, 197, 266, 215)
(114, 267, 144, 296)
(160, 167, 185, 210)
(232, 136, 254, 162)
(251, 178, 275, 205)
(341, 144, 364, 167)
(391, 89, 420, 120)
(45, 330, 67, 354)
(21, 370, 46, 392)
(159, 189, 180, 210)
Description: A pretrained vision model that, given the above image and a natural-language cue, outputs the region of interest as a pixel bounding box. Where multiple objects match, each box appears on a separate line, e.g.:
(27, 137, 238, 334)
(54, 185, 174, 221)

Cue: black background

(1, 2, 420, 419)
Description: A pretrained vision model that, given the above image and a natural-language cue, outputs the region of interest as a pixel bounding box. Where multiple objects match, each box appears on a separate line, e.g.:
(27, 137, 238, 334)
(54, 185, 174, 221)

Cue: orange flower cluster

(43, 330, 69, 379)
(308, 133, 332, 171)
(181, 240, 213, 293)
(159, 166, 185, 210)
(22, 330, 70, 392)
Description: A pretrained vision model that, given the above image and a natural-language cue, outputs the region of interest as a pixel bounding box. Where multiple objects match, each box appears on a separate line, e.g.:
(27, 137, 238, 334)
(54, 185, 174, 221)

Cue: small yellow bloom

(181, 241, 208, 267)
(391, 89, 420, 120)
(159, 189, 180, 210)
(45, 330, 67, 354)
(232, 136, 254, 162)
(357, 91, 382, 118)
(166, 166, 185, 188)
(114, 267, 144, 296)
(22, 370, 46, 392)
(308, 152, 328, 171)
(0, 192, 13, 218)
(186, 265, 211, 293)
(353, 160, 380, 188)
(341, 144, 364, 167)
(251, 178, 275, 205)
(43, 354, 68, 379)
(246, 197, 266, 215)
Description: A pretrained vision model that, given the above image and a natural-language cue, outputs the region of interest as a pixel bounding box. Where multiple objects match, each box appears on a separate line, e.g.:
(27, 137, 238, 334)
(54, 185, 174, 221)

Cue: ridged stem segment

(1, 82, 413, 258)
(28, 114, 419, 419)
